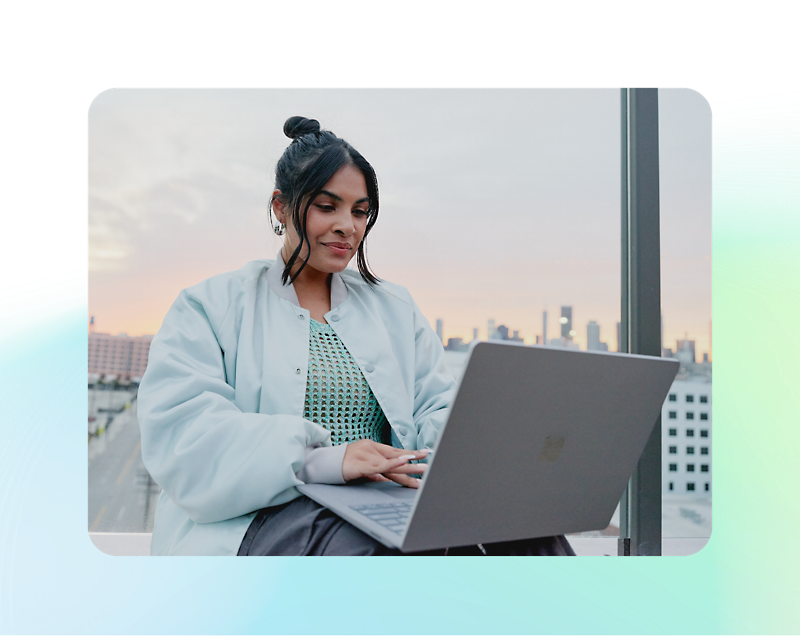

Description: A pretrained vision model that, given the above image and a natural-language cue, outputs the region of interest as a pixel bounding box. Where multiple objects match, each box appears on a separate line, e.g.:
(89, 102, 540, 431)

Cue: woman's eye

(353, 209, 368, 217)
(317, 204, 335, 211)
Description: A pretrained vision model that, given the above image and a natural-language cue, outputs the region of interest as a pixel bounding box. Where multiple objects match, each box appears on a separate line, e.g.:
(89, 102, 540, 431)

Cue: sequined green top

(302, 319, 388, 446)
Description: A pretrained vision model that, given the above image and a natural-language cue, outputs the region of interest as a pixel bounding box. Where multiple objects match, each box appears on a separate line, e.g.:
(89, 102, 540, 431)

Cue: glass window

(686, 412, 694, 420)
(687, 446, 695, 454)
(686, 395, 694, 403)
(669, 411, 677, 419)
(704, 483, 710, 491)
(669, 482, 674, 491)
(701, 447, 709, 455)
(669, 463, 677, 471)
(668, 394, 677, 402)
(686, 429, 694, 437)
(687, 483, 695, 491)
(700, 429, 709, 437)
(700, 413, 708, 420)
(669, 446, 677, 454)
(701, 464, 709, 472)
(700, 395, 708, 403)
(687, 464, 695, 472)
(669, 428, 677, 436)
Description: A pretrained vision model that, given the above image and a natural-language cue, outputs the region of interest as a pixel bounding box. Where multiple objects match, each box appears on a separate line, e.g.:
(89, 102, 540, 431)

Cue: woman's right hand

(342, 440, 430, 489)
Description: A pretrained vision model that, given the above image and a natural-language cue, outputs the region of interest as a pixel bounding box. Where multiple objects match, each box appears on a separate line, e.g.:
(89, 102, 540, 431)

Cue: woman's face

(275, 164, 370, 279)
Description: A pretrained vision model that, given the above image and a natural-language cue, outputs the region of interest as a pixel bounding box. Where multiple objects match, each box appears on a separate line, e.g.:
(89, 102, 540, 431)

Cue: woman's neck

(283, 250, 332, 323)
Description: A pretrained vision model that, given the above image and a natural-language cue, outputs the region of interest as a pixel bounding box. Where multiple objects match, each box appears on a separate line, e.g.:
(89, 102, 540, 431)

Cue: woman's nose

(333, 210, 355, 235)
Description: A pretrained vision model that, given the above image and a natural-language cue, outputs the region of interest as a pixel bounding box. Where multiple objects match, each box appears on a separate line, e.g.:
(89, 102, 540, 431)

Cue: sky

(88, 88, 711, 356)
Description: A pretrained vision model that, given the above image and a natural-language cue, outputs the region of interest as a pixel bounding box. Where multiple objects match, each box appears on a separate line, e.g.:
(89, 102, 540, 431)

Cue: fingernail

(398, 455, 415, 461)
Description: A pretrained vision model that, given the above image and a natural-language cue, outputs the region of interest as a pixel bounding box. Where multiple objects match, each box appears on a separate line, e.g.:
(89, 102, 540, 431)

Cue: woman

(138, 116, 574, 556)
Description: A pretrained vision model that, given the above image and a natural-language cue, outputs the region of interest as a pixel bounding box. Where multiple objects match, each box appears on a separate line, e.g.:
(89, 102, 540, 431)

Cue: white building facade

(661, 378, 712, 496)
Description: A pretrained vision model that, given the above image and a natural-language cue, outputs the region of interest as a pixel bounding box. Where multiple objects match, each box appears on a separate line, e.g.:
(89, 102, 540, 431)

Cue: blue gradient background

(2, 6, 800, 635)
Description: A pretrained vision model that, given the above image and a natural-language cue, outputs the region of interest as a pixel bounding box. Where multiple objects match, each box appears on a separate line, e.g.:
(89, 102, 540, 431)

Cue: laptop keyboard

(349, 502, 412, 535)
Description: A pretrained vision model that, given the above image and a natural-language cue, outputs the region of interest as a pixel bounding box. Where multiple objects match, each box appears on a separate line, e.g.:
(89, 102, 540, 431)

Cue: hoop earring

(273, 222, 286, 236)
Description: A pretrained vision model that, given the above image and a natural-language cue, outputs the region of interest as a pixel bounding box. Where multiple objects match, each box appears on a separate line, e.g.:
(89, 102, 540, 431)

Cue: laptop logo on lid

(539, 437, 566, 463)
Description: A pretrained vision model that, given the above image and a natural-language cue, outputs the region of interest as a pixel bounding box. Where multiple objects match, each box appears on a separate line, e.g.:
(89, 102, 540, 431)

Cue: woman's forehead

(320, 165, 368, 197)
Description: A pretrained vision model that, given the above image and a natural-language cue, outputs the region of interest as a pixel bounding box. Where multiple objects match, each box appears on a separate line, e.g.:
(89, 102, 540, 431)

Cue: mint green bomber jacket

(137, 258, 456, 555)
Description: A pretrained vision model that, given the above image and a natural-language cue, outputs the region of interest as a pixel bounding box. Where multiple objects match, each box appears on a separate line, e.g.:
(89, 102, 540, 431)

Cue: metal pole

(618, 88, 663, 556)
(618, 89, 631, 555)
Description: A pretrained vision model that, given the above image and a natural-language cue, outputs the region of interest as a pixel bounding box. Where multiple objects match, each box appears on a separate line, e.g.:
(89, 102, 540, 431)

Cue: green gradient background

(2, 98, 800, 634)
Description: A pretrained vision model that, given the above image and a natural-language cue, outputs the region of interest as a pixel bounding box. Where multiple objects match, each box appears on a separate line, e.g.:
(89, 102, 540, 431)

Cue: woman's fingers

(382, 472, 422, 489)
(342, 440, 432, 482)
(384, 461, 426, 475)
(375, 443, 431, 462)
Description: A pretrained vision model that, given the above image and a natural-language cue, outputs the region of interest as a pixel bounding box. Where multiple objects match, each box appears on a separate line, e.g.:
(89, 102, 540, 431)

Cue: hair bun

(284, 116, 321, 139)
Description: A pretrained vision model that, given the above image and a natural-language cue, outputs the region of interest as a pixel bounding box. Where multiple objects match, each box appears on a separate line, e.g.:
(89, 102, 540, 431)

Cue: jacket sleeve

(410, 299, 458, 451)
(137, 289, 333, 524)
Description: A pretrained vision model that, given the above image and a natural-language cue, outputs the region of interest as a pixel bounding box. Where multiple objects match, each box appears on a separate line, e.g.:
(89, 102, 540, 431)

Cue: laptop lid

(399, 341, 679, 552)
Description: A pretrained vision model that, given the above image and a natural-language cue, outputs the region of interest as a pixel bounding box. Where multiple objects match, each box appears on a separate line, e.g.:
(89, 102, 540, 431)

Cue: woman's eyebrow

(318, 190, 370, 205)
(318, 190, 342, 201)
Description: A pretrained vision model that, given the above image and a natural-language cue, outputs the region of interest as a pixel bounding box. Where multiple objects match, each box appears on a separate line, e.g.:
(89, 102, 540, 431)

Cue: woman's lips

(323, 242, 351, 255)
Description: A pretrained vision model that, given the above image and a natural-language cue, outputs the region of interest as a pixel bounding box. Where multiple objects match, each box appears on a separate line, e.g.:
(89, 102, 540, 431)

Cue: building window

(701, 464, 709, 472)
(700, 430, 709, 437)
(687, 483, 695, 491)
(669, 482, 674, 491)
(700, 413, 708, 420)
(704, 483, 710, 491)
(669, 394, 677, 402)
(686, 395, 694, 403)
(669, 446, 677, 454)
(687, 464, 695, 472)
(687, 446, 695, 454)
(669, 411, 677, 419)
(686, 412, 695, 420)
(700, 447, 708, 455)
(686, 429, 694, 437)
(700, 396, 708, 403)
(669, 463, 677, 472)
(669, 428, 677, 436)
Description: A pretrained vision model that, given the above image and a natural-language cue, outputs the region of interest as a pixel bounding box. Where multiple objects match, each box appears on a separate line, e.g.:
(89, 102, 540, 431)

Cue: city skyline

(432, 312, 710, 360)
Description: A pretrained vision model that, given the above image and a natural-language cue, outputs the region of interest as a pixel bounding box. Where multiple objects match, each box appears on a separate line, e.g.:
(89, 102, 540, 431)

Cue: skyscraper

(587, 320, 600, 351)
(542, 310, 548, 346)
(436, 319, 443, 345)
(676, 337, 696, 363)
(488, 319, 496, 340)
(472, 327, 478, 342)
(560, 306, 572, 340)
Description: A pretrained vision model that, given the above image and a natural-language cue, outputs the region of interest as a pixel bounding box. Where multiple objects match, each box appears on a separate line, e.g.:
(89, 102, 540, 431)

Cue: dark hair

(270, 116, 380, 286)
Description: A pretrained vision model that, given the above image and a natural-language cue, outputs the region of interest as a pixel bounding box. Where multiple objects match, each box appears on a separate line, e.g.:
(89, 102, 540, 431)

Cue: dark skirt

(238, 496, 575, 556)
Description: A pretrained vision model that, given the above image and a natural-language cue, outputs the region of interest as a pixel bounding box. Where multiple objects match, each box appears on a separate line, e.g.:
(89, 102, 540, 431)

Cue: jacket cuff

(295, 444, 347, 484)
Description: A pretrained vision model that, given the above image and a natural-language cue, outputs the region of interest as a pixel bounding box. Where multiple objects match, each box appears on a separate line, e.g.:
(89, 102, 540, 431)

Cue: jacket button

(396, 426, 407, 436)
(298, 315, 304, 320)
(295, 368, 301, 374)
(330, 315, 340, 322)
(364, 363, 375, 373)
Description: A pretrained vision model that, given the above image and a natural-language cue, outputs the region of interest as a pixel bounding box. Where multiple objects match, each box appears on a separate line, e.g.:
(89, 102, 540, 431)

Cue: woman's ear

(272, 190, 286, 222)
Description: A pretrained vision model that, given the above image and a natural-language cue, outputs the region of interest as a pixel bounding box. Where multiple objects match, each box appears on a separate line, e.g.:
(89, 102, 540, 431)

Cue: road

(88, 393, 161, 533)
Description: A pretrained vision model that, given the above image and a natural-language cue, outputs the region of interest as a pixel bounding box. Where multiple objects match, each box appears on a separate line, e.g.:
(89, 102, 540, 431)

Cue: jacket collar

(265, 251, 349, 310)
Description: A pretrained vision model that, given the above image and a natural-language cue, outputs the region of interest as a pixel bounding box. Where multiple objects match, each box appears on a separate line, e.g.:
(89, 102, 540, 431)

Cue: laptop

(298, 340, 679, 552)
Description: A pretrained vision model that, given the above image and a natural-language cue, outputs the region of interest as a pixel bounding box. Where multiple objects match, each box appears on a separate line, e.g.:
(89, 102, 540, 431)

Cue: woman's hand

(342, 440, 430, 489)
